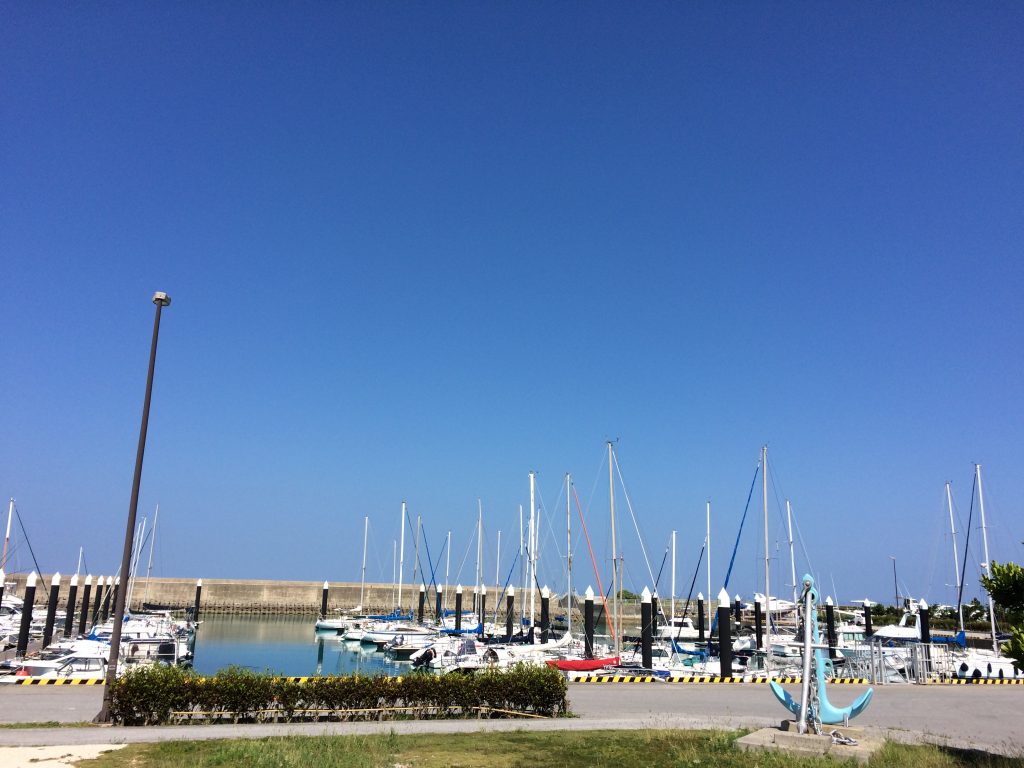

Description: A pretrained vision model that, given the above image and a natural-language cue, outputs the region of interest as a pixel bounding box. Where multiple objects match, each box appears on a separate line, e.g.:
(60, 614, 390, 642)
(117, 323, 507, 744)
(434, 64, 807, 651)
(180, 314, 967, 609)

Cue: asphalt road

(0, 683, 1021, 757)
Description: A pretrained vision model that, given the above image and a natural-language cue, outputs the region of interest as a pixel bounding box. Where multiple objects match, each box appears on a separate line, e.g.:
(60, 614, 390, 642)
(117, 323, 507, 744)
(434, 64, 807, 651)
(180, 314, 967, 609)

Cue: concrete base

(735, 721, 884, 764)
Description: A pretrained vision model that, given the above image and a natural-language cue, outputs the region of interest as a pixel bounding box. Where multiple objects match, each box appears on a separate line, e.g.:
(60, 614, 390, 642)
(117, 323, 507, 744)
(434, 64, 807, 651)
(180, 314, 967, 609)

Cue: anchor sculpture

(770, 574, 873, 734)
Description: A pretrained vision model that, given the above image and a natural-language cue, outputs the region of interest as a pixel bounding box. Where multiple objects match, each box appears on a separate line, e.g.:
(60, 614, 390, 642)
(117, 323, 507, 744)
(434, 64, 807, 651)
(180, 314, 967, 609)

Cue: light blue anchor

(769, 575, 873, 733)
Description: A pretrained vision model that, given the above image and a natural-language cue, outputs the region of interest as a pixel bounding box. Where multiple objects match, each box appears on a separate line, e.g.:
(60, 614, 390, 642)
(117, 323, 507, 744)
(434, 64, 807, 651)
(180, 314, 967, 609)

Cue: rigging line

(490, 550, 522, 625)
(957, 469, 977, 612)
(611, 449, 658, 591)
(572, 484, 615, 642)
(454, 523, 476, 588)
(787, 504, 816, 585)
(14, 506, 48, 610)
(709, 461, 760, 638)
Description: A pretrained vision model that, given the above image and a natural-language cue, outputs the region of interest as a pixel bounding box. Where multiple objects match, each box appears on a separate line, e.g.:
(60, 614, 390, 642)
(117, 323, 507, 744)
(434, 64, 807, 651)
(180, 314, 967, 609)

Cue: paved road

(1, 683, 1022, 757)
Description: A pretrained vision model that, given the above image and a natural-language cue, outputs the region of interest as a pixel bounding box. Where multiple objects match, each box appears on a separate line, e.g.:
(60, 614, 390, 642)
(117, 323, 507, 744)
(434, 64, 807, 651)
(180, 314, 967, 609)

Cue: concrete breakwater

(3, 575, 616, 618)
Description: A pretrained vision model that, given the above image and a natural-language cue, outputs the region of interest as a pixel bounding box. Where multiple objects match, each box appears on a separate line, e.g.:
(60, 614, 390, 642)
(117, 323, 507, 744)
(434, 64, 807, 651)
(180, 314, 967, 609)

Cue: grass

(73, 730, 1024, 768)
(0, 720, 99, 729)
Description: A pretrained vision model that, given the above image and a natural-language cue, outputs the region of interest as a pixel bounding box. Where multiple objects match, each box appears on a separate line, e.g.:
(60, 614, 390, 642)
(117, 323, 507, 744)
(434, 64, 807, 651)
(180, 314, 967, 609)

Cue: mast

(127, 517, 146, 612)
(476, 500, 483, 612)
(519, 504, 525, 626)
(671, 530, 677, 626)
(529, 471, 537, 627)
(397, 502, 406, 611)
(77, 547, 84, 577)
(445, 530, 451, 612)
(495, 530, 501, 594)
(2, 498, 13, 571)
(359, 516, 368, 610)
(945, 482, 964, 633)
(976, 464, 998, 653)
(786, 500, 797, 608)
(706, 500, 711, 617)
(608, 441, 619, 656)
(566, 472, 572, 637)
(761, 445, 771, 673)
(143, 504, 158, 607)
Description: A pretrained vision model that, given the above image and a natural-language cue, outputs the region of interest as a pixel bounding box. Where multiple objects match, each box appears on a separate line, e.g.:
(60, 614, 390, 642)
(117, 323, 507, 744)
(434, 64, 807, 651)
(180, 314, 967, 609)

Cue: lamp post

(98, 292, 171, 722)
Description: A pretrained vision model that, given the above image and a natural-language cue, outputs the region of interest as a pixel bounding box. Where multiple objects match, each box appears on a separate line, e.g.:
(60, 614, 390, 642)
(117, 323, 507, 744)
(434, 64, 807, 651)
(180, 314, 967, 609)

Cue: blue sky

(2, 2, 1022, 609)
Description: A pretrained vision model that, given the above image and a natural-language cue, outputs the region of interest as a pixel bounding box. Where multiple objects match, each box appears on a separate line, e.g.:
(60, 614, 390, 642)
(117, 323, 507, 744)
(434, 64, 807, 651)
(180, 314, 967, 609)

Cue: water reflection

(192, 615, 409, 677)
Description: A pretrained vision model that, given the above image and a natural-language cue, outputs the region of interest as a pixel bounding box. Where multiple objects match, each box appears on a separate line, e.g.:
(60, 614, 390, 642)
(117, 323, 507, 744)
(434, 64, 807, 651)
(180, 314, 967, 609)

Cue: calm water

(191, 615, 409, 677)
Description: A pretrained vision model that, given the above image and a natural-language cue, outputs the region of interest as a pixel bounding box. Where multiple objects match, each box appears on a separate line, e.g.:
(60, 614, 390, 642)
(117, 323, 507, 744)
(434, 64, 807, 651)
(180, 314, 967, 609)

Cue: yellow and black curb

(569, 675, 872, 684)
(931, 678, 1024, 685)
(12, 678, 105, 685)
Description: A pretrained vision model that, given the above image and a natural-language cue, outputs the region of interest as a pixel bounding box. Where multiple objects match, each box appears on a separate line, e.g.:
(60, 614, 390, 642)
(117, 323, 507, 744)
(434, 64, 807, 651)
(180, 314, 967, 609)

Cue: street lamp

(98, 292, 171, 722)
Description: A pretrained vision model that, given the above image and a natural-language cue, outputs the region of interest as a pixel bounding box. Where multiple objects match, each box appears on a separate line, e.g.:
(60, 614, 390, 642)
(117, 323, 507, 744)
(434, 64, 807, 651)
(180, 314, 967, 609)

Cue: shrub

(108, 664, 569, 725)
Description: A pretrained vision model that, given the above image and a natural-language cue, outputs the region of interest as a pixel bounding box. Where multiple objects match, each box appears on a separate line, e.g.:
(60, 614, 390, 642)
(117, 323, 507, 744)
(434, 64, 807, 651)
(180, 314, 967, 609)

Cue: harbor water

(191, 614, 408, 677)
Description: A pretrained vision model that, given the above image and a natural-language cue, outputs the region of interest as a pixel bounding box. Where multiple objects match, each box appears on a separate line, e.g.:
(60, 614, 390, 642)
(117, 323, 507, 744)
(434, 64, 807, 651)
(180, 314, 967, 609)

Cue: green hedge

(109, 664, 569, 725)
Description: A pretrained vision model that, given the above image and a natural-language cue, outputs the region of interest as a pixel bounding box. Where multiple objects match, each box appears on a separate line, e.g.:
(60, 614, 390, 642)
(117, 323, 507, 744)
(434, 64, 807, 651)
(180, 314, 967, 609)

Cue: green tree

(980, 561, 1024, 672)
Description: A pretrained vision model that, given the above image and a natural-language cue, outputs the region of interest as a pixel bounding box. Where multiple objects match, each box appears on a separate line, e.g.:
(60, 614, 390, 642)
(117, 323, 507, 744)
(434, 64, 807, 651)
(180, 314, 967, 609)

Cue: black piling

(920, 600, 932, 668)
(478, 587, 487, 638)
(540, 587, 550, 643)
(733, 594, 741, 626)
(193, 579, 203, 622)
(78, 576, 93, 634)
(641, 588, 653, 669)
(454, 586, 463, 631)
(584, 587, 595, 659)
(109, 578, 120, 621)
(64, 574, 79, 638)
(0, 575, 5, 613)
(16, 572, 37, 657)
(651, 593, 659, 635)
(717, 589, 733, 678)
(320, 581, 329, 619)
(697, 593, 706, 642)
(42, 573, 61, 647)
(436, 586, 444, 623)
(100, 578, 113, 623)
(825, 598, 837, 660)
(91, 577, 104, 627)
(417, 584, 426, 624)
(505, 588, 514, 641)
(754, 599, 763, 650)
(864, 603, 873, 637)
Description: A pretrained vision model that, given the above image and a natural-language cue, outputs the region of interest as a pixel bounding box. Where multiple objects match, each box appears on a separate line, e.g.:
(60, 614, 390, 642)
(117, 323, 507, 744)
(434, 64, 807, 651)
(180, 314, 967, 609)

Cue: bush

(108, 664, 568, 725)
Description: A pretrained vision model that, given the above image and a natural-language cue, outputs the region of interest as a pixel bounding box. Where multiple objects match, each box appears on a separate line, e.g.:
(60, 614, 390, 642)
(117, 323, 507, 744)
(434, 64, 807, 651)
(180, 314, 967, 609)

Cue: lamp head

(152, 292, 171, 307)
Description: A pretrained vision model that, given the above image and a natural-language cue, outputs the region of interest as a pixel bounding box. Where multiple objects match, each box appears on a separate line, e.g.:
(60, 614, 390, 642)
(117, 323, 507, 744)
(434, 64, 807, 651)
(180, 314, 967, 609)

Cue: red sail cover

(545, 656, 619, 671)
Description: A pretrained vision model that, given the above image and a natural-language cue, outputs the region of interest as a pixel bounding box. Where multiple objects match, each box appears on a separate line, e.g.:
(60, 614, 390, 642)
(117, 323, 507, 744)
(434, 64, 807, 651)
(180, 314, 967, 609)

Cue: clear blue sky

(3, 2, 1022, 609)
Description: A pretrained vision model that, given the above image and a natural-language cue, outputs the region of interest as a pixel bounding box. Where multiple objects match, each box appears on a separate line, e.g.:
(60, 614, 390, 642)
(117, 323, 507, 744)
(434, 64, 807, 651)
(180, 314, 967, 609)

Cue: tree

(981, 561, 1024, 672)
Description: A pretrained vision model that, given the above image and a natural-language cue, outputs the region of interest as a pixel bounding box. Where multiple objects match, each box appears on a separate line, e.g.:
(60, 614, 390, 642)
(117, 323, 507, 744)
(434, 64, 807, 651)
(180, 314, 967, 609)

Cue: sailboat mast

(529, 471, 537, 627)
(976, 464, 998, 653)
(2, 498, 13, 571)
(945, 482, 964, 633)
(608, 441, 619, 656)
(566, 472, 572, 637)
(398, 502, 406, 611)
(77, 547, 84, 578)
(671, 530, 677, 626)
(761, 445, 772, 673)
(786, 500, 797, 608)
(143, 504, 159, 607)
(476, 501, 483, 610)
(360, 516, 368, 609)
(519, 505, 525, 626)
(706, 500, 711, 622)
(495, 530, 501, 593)
(445, 530, 451, 612)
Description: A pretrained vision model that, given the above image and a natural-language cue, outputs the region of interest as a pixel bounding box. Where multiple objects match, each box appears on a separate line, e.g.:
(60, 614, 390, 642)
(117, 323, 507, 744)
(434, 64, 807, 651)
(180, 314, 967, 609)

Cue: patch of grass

(0, 720, 99, 729)
(74, 730, 1024, 768)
